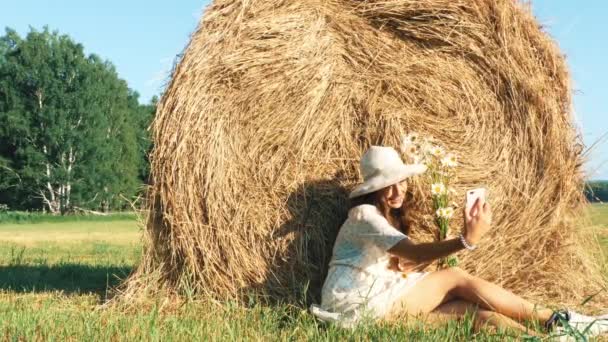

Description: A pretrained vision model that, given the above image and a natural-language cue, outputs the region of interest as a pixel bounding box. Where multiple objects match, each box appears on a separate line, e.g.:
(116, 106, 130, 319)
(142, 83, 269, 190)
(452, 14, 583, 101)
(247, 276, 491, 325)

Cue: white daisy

(422, 142, 434, 155)
(436, 207, 446, 218)
(400, 133, 420, 152)
(430, 145, 445, 158)
(431, 183, 447, 195)
(436, 206, 455, 219)
(443, 206, 455, 219)
(406, 144, 419, 156)
(406, 132, 419, 143)
(441, 154, 458, 167)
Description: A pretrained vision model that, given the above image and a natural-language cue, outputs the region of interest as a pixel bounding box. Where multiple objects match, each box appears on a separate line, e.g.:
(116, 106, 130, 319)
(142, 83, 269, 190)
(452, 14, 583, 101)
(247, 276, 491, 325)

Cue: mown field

(0, 205, 606, 341)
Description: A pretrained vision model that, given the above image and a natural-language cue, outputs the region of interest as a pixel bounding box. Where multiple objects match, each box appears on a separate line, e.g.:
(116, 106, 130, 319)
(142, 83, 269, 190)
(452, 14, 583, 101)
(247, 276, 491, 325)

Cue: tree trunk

(37, 90, 60, 215)
(41, 145, 60, 214)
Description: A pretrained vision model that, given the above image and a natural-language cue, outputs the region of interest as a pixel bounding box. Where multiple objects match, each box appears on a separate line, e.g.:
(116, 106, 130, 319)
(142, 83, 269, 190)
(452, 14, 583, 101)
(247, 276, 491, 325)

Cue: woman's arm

(388, 237, 465, 263)
(389, 198, 492, 264)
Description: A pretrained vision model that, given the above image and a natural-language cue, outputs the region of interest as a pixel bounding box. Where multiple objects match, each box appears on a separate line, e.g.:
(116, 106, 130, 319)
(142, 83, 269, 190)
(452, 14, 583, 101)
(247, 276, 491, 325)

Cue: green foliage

(0, 27, 155, 212)
(586, 181, 608, 202)
(136, 95, 156, 182)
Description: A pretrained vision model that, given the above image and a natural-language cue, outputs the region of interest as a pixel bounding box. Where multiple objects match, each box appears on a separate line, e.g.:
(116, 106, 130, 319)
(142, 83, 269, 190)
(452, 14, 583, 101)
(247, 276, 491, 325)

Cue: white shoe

(552, 327, 576, 342)
(309, 304, 341, 322)
(566, 310, 608, 337)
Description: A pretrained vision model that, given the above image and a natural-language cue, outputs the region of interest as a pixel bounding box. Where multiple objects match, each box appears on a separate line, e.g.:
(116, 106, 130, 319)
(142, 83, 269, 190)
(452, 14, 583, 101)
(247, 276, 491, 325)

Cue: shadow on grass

(0, 264, 132, 294)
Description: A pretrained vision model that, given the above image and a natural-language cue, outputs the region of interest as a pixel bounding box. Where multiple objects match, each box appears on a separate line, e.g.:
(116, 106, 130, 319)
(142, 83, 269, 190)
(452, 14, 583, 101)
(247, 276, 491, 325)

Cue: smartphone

(466, 188, 487, 216)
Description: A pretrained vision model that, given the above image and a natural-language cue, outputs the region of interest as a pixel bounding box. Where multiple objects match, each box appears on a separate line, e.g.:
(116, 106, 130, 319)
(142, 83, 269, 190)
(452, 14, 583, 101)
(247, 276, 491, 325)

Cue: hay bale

(126, 0, 607, 305)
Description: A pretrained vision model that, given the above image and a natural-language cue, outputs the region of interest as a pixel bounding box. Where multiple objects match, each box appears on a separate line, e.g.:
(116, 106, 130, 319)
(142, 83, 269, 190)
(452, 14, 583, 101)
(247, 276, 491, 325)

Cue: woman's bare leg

(386, 267, 554, 324)
(446, 268, 554, 322)
(387, 297, 536, 334)
(431, 299, 539, 335)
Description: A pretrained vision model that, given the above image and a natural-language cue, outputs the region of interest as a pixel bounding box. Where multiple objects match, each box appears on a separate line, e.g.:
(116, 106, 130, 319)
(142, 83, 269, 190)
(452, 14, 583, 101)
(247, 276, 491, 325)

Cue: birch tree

(0, 27, 150, 213)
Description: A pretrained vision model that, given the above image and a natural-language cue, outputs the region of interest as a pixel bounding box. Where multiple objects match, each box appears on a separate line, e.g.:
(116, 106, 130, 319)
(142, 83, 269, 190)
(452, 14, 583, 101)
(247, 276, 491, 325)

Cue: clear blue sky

(2, 0, 606, 179)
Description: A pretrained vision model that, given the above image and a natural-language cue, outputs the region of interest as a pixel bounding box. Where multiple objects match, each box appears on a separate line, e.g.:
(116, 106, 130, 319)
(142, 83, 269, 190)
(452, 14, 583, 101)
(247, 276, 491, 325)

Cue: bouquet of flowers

(400, 133, 459, 268)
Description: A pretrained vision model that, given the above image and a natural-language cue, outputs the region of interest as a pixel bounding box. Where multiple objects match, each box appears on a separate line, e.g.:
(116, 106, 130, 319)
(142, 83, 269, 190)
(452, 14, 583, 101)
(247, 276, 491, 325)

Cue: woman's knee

(443, 267, 471, 282)
(438, 266, 467, 276)
(450, 267, 470, 276)
(443, 267, 473, 294)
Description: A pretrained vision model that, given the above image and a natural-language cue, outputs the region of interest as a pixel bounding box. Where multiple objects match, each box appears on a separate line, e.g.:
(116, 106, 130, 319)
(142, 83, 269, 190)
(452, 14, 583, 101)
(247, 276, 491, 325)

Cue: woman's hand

(398, 258, 432, 273)
(463, 198, 492, 246)
(387, 256, 401, 272)
(389, 202, 492, 263)
(387, 256, 431, 273)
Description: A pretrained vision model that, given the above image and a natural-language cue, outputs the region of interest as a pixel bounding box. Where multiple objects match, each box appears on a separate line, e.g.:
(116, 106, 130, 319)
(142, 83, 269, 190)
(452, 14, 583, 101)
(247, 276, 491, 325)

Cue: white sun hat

(349, 146, 427, 199)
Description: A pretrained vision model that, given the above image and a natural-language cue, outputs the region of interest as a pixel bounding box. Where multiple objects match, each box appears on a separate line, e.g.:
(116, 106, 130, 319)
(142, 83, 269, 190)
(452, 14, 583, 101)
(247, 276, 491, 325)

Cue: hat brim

(349, 164, 427, 199)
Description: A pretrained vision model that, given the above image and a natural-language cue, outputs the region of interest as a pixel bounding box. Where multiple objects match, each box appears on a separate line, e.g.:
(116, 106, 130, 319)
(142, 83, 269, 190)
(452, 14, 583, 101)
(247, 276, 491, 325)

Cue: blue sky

(2, 0, 606, 179)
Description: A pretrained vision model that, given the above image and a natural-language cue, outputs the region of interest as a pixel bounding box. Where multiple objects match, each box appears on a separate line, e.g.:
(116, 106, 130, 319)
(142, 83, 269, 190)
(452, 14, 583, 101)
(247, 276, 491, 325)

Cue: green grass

(0, 207, 607, 340)
(0, 210, 137, 224)
(0, 219, 140, 296)
(590, 203, 608, 251)
(589, 203, 608, 224)
(0, 294, 508, 341)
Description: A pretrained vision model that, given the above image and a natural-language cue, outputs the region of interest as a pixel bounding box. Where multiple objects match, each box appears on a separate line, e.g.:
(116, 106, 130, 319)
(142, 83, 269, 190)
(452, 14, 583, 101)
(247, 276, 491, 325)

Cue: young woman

(310, 146, 608, 337)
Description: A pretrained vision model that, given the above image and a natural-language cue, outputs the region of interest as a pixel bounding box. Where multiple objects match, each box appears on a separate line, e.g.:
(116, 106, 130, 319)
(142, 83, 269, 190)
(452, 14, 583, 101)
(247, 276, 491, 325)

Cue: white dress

(310, 204, 428, 327)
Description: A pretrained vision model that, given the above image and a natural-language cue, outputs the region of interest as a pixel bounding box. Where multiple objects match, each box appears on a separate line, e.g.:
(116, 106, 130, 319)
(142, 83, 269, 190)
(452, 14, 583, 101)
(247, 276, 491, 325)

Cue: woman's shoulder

(344, 204, 405, 238)
(347, 204, 383, 222)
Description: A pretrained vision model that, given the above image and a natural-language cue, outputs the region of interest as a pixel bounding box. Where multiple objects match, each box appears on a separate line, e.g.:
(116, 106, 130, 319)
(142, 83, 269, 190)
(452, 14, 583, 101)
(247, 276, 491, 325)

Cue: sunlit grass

(0, 206, 606, 340)
(589, 203, 608, 253)
(0, 220, 140, 246)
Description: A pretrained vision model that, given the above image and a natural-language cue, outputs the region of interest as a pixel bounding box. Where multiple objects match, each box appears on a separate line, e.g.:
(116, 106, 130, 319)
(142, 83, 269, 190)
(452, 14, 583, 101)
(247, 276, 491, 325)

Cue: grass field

(0, 205, 606, 340)
(590, 203, 608, 248)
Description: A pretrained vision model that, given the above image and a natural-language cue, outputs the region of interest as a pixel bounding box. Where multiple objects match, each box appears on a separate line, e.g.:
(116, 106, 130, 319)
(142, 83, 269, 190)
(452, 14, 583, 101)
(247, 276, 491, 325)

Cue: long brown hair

(349, 184, 414, 235)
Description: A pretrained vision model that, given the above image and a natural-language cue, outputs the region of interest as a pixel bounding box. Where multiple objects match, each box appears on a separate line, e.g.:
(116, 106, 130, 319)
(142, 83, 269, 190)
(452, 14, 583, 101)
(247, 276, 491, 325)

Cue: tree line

(586, 180, 608, 203)
(0, 27, 156, 214)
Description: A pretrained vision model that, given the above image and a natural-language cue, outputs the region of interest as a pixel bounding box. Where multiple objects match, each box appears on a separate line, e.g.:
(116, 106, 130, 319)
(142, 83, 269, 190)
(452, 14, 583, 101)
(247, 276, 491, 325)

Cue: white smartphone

(466, 188, 487, 215)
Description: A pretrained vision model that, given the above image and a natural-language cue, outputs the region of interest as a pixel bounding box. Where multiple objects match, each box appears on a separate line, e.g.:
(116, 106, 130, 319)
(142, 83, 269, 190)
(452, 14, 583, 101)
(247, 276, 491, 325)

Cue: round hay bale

(127, 0, 606, 305)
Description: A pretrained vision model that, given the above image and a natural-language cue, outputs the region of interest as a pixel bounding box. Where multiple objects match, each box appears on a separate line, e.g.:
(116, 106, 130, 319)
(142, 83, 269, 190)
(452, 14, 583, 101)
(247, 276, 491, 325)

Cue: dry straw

(122, 0, 607, 307)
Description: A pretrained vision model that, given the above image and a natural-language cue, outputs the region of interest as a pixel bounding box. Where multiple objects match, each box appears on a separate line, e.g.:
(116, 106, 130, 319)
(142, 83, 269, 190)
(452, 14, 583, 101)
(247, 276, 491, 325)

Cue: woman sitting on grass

(311, 146, 608, 337)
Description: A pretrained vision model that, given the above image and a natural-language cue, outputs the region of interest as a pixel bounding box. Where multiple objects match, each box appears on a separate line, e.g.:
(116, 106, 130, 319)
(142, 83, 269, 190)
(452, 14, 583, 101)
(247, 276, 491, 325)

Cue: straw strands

(123, 0, 606, 306)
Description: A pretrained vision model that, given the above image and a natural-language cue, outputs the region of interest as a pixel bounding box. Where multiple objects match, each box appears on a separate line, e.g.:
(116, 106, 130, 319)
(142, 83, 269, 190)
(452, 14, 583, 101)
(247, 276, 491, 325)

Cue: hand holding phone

(466, 188, 487, 217)
(464, 187, 492, 245)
